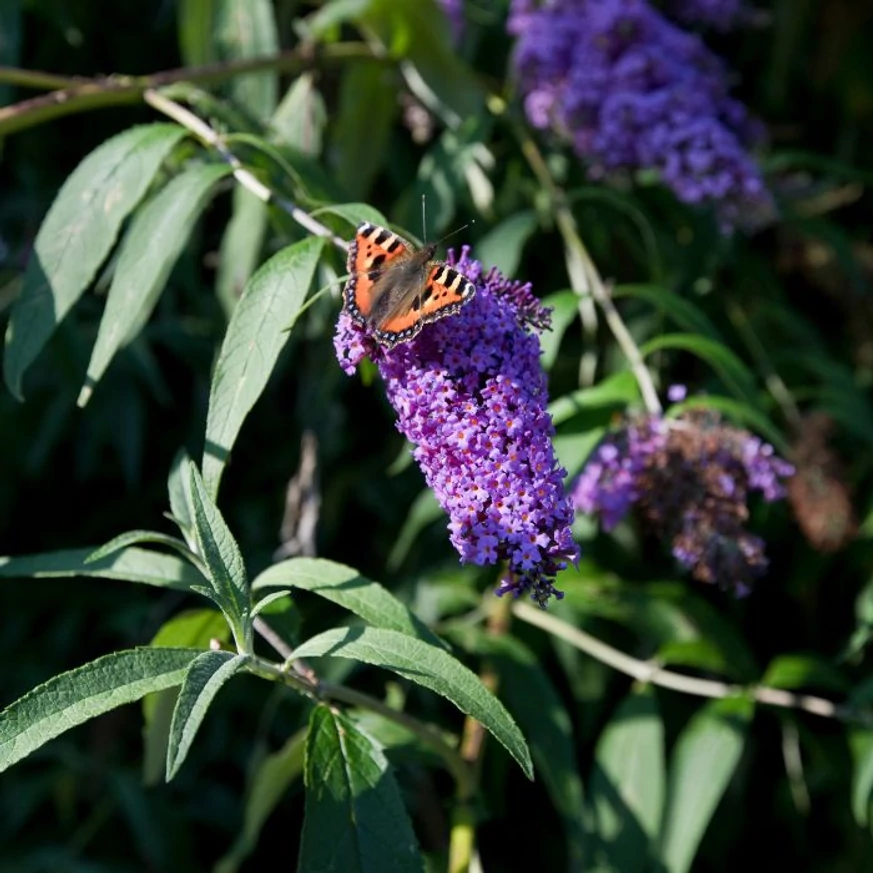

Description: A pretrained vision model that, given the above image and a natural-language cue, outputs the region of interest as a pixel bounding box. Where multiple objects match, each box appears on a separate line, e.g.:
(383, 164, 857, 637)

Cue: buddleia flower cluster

(507, 0, 772, 230)
(335, 248, 579, 607)
(572, 404, 794, 594)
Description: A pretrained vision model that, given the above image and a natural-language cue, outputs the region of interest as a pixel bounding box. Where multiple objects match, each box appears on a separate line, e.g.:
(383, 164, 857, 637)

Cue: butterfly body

(344, 222, 475, 349)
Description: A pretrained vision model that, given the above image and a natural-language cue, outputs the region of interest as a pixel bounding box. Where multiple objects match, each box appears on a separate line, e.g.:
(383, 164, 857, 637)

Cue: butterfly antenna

(421, 193, 427, 242)
(436, 219, 475, 248)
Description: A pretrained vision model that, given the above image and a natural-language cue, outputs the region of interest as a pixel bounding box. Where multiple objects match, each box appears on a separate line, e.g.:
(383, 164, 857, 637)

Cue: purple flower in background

(335, 248, 579, 607)
(572, 408, 793, 593)
(508, 0, 773, 230)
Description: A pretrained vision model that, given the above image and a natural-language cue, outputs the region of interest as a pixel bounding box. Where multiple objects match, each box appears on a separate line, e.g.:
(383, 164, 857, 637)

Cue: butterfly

(343, 221, 476, 349)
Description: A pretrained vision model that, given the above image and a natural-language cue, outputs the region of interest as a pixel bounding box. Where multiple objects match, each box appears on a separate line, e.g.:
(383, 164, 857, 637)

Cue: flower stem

(514, 601, 872, 725)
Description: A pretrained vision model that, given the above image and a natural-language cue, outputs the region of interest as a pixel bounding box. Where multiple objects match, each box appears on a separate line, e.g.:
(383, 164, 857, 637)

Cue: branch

(514, 601, 871, 725)
(0, 44, 373, 137)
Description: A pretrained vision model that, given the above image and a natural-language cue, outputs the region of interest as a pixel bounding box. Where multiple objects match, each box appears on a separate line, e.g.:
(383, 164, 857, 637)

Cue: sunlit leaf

(252, 557, 447, 649)
(166, 650, 249, 779)
(0, 648, 201, 773)
(214, 0, 279, 122)
(659, 696, 753, 873)
(588, 687, 665, 873)
(293, 626, 533, 778)
(4, 124, 186, 399)
(0, 546, 202, 591)
(299, 705, 423, 872)
(202, 237, 325, 497)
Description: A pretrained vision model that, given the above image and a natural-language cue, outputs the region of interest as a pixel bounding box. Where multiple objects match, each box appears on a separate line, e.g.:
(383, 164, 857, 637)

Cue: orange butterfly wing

(343, 222, 476, 349)
(376, 263, 475, 341)
(344, 222, 412, 323)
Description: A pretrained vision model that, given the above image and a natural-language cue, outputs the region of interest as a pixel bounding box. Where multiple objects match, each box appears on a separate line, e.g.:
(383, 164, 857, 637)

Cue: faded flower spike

(335, 245, 579, 607)
(572, 407, 794, 594)
(508, 0, 773, 230)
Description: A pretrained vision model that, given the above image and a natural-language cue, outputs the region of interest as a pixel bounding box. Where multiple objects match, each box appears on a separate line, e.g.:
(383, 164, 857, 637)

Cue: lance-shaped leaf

(216, 186, 268, 317)
(299, 705, 423, 873)
(4, 123, 186, 399)
(214, 0, 279, 121)
(202, 237, 325, 498)
(187, 462, 251, 648)
(252, 557, 447, 650)
(293, 626, 532, 779)
(166, 650, 249, 779)
(658, 696, 752, 873)
(587, 687, 665, 873)
(79, 162, 232, 406)
(0, 647, 201, 773)
(0, 546, 202, 591)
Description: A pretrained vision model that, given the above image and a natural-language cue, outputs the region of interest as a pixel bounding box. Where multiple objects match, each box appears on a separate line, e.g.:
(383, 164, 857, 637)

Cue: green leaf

(202, 237, 325, 497)
(612, 284, 722, 340)
(144, 608, 231, 785)
(168, 448, 196, 548)
(331, 60, 398, 200)
(640, 333, 759, 404)
(4, 123, 186, 399)
(214, 0, 279, 122)
(187, 461, 251, 648)
(850, 728, 873, 827)
(86, 530, 196, 564)
(216, 185, 269, 318)
(588, 687, 665, 873)
(252, 557, 447, 650)
(271, 73, 328, 156)
(150, 609, 230, 649)
(0, 546, 202, 591)
(178, 0, 216, 65)
(216, 728, 307, 873)
(299, 705, 423, 873)
(548, 371, 640, 426)
(79, 162, 231, 405)
(659, 696, 753, 873)
(293, 627, 533, 779)
(0, 647, 201, 773)
(761, 654, 850, 693)
(475, 212, 537, 280)
(539, 290, 578, 372)
(310, 202, 389, 232)
(167, 650, 248, 779)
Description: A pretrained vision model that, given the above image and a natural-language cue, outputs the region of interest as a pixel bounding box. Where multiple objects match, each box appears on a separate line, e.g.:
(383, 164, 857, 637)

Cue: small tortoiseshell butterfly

(343, 221, 476, 349)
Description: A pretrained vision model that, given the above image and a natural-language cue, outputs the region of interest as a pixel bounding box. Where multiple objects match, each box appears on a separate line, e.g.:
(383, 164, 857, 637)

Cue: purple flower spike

(571, 408, 793, 594)
(508, 0, 773, 231)
(335, 247, 579, 607)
